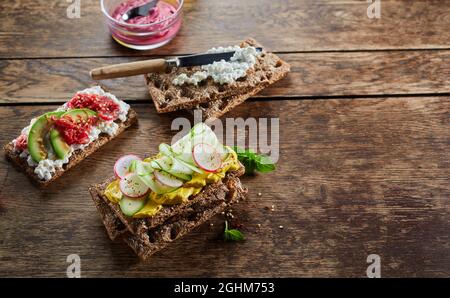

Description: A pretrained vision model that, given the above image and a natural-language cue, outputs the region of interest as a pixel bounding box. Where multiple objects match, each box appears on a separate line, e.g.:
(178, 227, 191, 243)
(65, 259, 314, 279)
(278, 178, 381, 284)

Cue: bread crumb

(257, 224, 261, 228)
(279, 225, 284, 229)
(257, 192, 262, 196)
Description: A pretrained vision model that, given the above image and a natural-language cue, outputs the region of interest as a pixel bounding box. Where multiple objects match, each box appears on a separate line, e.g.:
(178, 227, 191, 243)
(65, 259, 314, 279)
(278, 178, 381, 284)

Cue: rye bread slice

(146, 38, 290, 115)
(4, 109, 138, 188)
(90, 172, 247, 260)
(89, 163, 245, 240)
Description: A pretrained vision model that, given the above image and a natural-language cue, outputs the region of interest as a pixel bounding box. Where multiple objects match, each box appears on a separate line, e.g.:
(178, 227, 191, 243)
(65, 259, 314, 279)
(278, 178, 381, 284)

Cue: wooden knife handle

(90, 59, 167, 80)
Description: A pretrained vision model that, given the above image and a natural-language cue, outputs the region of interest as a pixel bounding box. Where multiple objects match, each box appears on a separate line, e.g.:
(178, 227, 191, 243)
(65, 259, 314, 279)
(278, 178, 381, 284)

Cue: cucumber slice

(135, 161, 153, 176)
(119, 196, 146, 217)
(154, 170, 183, 188)
(138, 172, 178, 194)
(159, 143, 173, 157)
(173, 156, 204, 174)
(152, 156, 192, 181)
(150, 160, 161, 170)
(170, 156, 194, 175)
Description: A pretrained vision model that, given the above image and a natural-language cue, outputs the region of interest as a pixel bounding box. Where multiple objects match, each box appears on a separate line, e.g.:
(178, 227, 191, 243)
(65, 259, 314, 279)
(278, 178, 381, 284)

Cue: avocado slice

(62, 108, 96, 122)
(48, 109, 96, 159)
(49, 128, 71, 160)
(28, 111, 64, 163)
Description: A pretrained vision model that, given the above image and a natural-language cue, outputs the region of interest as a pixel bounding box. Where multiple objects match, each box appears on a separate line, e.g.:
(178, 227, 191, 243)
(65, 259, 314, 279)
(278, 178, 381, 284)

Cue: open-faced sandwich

(89, 123, 247, 260)
(146, 38, 290, 119)
(3, 86, 137, 187)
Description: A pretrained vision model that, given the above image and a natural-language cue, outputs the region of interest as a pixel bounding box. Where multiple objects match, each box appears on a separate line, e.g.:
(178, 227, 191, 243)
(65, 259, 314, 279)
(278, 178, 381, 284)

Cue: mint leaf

(255, 155, 276, 173)
(224, 220, 245, 241)
(232, 146, 276, 175)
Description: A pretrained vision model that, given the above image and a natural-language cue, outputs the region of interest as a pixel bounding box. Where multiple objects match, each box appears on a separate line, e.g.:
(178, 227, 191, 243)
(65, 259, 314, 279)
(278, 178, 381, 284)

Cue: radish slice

(119, 173, 150, 198)
(154, 170, 183, 188)
(192, 143, 222, 172)
(114, 154, 142, 179)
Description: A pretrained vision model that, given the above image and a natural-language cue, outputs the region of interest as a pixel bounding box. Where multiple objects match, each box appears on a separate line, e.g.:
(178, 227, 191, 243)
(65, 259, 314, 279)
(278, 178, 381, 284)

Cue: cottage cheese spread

(172, 46, 260, 86)
(98, 121, 119, 136)
(34, 154, 71, 181)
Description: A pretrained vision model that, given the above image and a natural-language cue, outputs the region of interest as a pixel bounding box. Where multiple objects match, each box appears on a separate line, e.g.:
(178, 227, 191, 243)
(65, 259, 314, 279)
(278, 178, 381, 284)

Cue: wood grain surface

(1, 0, 449, 278)
(1, 99, 449, 277)
(1, 0, 450, 59)
(2, 50, 450, 104)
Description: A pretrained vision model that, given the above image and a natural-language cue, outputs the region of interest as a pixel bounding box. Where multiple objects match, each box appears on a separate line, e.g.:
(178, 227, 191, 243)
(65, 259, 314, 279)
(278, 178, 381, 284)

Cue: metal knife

(90, 48, 263, 80)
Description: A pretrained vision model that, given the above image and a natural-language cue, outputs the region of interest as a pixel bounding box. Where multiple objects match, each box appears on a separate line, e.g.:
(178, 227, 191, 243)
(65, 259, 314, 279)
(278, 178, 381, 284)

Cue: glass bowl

(101, 0, 183, 50)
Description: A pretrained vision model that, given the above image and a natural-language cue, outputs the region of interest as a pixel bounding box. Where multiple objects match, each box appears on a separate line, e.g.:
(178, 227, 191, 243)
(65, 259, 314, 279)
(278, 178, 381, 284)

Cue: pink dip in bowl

(101, 0, 183, 50)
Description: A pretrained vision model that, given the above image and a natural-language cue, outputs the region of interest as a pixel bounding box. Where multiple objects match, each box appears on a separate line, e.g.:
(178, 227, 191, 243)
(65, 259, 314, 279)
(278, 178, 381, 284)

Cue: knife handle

(90, 59, 167, 80)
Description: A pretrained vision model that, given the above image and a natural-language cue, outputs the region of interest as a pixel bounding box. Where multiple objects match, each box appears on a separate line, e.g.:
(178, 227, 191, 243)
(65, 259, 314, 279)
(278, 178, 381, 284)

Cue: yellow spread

(104, 149, 240, 218)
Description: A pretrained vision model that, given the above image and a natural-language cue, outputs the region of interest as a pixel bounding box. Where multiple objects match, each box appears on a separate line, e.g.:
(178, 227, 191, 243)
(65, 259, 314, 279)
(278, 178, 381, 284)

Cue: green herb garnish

(224, 220, 245, 241)
(232, 146, 276, 175)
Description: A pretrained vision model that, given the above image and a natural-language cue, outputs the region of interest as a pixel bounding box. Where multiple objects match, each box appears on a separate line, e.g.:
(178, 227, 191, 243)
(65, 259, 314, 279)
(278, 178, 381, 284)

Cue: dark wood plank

(1, 0, 450, 58)
(2, 50, 450, 104)
(0, 98, 449, 277)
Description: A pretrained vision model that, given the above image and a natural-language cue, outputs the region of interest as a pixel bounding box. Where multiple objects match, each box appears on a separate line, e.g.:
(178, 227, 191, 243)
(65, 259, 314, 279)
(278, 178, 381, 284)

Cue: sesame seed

(279, 225, 284, 229)
(257, 192, 262, 196)
(257, 224, 261, 228)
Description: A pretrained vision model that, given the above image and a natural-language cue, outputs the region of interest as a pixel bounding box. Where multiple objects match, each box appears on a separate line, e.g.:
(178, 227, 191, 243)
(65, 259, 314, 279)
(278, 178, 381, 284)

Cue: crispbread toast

(89, 165, 247, 260)
(4, 109, 138, 187)
(146, 38, 290, 118)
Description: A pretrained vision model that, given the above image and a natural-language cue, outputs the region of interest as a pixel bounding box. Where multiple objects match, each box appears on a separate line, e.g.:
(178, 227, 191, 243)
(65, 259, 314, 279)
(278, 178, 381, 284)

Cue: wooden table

(0, 0, 449, 277)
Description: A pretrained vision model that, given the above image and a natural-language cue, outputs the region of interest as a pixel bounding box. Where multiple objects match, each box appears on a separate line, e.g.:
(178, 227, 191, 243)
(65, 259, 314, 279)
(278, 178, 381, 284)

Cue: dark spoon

(121, 0, 159, 21)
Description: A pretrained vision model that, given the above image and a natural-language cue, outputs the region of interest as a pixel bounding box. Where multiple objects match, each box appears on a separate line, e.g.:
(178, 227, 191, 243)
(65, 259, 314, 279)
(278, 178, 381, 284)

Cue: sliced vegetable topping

(119, 196, 146, 217)
(114, 154, 142, 179)
(154, 170, 183, 188)
(139, 172, 179, 194)
(119, 173, 150, 198)
(192, 143, 222, 172)
(112, 123, 233, 201)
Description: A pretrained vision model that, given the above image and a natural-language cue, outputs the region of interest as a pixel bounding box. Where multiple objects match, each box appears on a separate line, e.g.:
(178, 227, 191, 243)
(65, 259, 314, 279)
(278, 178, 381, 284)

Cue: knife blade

(168, 48, 263, 68)
(90, 47, 263, 80)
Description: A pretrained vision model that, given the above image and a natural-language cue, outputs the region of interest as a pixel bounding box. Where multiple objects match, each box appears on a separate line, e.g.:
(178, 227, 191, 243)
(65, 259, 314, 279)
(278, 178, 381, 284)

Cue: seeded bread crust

(3, 109, 138, 188)
(146, 38, 290, 117)
(89, 165, 247, 260)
